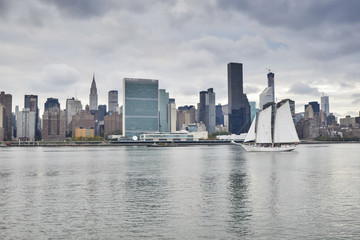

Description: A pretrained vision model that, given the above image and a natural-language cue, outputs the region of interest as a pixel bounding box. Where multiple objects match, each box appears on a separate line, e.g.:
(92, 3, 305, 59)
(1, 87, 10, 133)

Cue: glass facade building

(227, 62, 251, 134)
(321, 95, 329, 117)
(123, 78, 159, 138)
(249, 101, 258, 122)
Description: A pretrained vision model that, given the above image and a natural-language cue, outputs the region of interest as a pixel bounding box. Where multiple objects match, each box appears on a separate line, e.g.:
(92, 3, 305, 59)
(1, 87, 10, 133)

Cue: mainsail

(244, 115, 256, 142)
(274, 101, 300, 143)
(256, 105, 272, 144)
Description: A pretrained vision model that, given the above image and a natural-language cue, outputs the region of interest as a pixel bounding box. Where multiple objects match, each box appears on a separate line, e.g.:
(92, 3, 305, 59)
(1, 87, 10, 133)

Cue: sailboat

(233, 100, 300, 152)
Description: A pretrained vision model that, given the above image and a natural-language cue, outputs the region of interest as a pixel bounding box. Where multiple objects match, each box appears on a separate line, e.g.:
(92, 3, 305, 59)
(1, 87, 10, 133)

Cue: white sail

(244, 115, 256, 142)
(274, 101, 300, 143)
(256, 105, 272, 144)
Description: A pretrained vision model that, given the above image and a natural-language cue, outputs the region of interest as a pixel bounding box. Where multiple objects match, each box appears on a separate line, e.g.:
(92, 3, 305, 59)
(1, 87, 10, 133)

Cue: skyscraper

(177, 105, 195, 130)
(123, 78, 159, 138)
(42, 106, 66, 141)
(267, 71, 275, 102)
(199, 91, 207, 125)
(216, 104, 224, 126)
(159, 89, 169, 132)
(259, 71, 275, 110)
(66, 98, 82, 133)
(89, 74, 98, 111)
(0, 91, 12, 140)
(227, 62, 251, 134)
(16, 108, 36, 141)
(199, 88, 216, 133)
(0, 104, 5, 141)
(305, 101, 320, 114)
(321, 95, 329, 117)
(24, 95, 40, 140)
(104, 112, 122, 137)
(108, 90, 119, 113)
(44, 98, 60, 111)
(167, 98, 177, 133)
(98, 105, 107, 122)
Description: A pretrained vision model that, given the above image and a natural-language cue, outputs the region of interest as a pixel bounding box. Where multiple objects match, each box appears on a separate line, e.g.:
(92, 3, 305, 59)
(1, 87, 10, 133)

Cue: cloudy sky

(1, 0, 360, 117)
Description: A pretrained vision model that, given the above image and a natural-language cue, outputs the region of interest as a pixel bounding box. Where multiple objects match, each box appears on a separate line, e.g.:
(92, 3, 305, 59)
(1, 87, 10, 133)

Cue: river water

(0, 144, 359, 239)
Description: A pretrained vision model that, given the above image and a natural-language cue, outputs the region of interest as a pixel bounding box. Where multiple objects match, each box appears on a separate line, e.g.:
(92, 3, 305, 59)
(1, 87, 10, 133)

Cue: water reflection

(227, 147, 252, 237)
(0, 145, 360, 239)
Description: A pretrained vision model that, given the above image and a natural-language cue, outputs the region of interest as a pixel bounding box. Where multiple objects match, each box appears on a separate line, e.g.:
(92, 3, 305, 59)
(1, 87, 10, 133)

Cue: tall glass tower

(321, 95, 329, 117)
(267, 71, 275, 102)
(123, 78, 159, 138)
(227, 62, 251, 134)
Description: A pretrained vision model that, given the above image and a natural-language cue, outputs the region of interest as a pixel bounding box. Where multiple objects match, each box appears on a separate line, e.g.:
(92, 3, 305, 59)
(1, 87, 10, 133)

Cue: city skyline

(1, 1, 360, 117)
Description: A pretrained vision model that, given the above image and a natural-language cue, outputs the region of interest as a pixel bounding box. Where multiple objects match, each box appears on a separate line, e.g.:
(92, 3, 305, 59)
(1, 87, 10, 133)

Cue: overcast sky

(1, 0, 360, 117)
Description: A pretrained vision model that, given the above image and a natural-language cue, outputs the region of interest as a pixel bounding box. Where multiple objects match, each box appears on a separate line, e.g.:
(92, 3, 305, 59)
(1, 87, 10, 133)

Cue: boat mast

(272, 102, 277, 147)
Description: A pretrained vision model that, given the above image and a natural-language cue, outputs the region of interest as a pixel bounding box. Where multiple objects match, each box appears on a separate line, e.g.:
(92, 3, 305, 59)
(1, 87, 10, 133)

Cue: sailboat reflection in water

(232, 101, 300, 152)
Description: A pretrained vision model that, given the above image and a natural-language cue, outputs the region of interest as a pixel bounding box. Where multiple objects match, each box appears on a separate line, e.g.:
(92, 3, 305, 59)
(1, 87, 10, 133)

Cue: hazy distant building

(44, 98, 60, 111)
(98, 105, 107, 122)
(216, 104, 224, 126)
(327, 113, 337, 125)
(305, 102, 320, 114)
(177, 105, 196, 130)
(66, 98, 82, 133)
(167, 98, 177, 133)
(340, 115, 358, 127)
(249, 101, 258, 121)
(0, 104, 5, 141)
(89, 74, 98, 111)
(222, 104, 229, 130)
(71, 105, 95, 137)
(321, 95, 330, 117)
(304, 104, 314, 120)
(227, 62, 251, 134)
(108, 90, 119, 113)
(42, 106, 66, 141)
(198, 88, 215, 133)
(0, 91, 12, 140)
(159, 89, 169, 132)
(24, 95, 40, 140)
(104, 112, 122, 137)
(123, 78, 159, 138)
(16, 108, 36, 141)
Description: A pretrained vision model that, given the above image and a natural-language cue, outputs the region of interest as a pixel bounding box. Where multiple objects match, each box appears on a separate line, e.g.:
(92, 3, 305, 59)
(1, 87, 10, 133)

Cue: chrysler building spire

(89, 73, 98, 111)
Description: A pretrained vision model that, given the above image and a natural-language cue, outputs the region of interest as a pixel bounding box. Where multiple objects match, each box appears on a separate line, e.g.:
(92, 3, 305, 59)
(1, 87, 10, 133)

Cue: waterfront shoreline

(3, 140, 360, 147)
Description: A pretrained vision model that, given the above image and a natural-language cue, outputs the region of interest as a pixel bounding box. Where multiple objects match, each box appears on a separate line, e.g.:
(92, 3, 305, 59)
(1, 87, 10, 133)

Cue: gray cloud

(0, 0, 12, 20)
(1, 0, 360, 117)
(244, 86, 261, 94)
(41, 0, 177, 19)
(29, 64, 81, 93)
(288, 83, 320, 96)
(217, 0, 360, 30)
(341, 82, 354, 89)
(41, 0, 117, 18)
